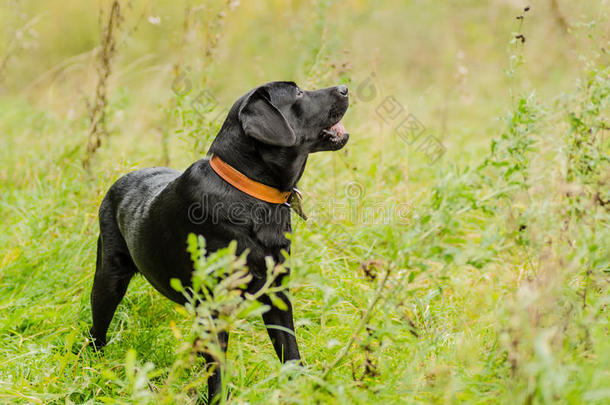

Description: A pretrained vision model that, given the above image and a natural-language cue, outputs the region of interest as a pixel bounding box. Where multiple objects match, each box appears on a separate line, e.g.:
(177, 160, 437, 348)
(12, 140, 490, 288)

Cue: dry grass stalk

(83, 1, 122, 169)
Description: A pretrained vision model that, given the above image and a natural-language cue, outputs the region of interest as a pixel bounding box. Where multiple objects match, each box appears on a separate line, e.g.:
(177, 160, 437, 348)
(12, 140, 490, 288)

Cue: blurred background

(2, 0, 606, 170)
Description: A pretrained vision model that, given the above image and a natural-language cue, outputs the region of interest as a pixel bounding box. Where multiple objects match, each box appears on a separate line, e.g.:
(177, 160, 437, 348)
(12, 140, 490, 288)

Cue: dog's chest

(251, 211, 292, 257)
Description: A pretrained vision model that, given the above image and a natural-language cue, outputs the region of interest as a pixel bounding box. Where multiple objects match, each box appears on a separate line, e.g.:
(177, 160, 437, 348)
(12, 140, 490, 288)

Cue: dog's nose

(337, 85, 348, 96)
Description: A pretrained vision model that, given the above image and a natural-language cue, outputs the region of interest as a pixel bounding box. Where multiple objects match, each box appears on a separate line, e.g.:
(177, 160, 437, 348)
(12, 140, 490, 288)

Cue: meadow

(0, 0, 609, 403)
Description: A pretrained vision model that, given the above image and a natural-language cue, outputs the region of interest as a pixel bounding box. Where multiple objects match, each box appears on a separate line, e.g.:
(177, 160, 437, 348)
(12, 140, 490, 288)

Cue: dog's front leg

(201, 330, 229, 404)
(260, 291, 301, 363)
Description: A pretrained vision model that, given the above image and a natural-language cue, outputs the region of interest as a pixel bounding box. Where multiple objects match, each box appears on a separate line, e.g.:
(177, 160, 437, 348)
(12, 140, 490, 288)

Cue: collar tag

(288, 188, 308, 221)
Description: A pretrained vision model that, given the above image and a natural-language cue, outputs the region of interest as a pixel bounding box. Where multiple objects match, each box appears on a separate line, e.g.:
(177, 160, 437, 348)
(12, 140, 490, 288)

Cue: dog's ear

(238, 88, 296, 147)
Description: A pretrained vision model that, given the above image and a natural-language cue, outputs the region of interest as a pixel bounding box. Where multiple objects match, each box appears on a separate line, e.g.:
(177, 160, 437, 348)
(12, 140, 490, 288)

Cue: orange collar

(209, 155, 293, 204)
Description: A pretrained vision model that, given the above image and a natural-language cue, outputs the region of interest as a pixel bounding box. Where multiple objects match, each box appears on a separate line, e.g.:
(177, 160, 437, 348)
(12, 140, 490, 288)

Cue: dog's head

(235, 81, 349, 153)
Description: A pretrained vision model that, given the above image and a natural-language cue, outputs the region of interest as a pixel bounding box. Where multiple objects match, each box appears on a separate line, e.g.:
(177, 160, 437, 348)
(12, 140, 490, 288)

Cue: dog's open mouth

(321, 120, 349, 150)
(322, 121, 349, 141)
(322, 121, 346, 137)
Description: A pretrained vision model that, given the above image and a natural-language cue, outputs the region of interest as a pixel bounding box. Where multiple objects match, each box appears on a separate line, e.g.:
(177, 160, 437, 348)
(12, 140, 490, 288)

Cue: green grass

(1, 1, 609, 403)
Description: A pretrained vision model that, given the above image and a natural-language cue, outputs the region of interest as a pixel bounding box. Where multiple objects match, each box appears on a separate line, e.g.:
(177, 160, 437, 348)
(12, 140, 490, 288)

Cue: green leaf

(268, 293, 288, 311)
(170, 278, 183, 292)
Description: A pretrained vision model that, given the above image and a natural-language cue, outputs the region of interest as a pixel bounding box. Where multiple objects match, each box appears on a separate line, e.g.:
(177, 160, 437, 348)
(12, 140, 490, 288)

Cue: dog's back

(104, 167, 181, 252)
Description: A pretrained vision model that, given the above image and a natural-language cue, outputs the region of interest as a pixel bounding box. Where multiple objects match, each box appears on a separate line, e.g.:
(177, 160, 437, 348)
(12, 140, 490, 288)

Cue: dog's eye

(295, 88, 304, 98)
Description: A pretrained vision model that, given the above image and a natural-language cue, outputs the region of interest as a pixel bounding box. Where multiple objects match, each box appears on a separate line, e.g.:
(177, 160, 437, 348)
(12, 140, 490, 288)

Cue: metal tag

(287, 188, 308, 221)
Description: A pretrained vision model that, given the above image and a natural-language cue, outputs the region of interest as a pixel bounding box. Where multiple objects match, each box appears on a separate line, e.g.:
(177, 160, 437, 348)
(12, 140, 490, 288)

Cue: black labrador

(89, 81, 349, 402)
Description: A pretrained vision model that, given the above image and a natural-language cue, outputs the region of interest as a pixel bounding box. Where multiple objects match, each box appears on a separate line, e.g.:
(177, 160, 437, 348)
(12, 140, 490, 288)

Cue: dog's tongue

(330, 121, 346, 135)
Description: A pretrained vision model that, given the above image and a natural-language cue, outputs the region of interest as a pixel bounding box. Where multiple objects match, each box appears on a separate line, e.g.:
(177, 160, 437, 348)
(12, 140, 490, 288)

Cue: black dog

(89, 81, 349, 402)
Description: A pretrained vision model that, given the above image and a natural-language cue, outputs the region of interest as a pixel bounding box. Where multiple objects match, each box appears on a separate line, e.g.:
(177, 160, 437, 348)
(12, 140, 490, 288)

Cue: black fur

(89, 81, 349, 402)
